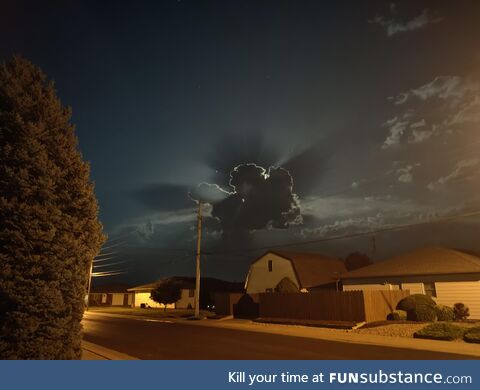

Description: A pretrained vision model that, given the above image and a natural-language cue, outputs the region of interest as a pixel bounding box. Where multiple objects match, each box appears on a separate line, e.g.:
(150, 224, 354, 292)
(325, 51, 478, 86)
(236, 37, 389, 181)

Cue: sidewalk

(81, 340, 138, 360)
(85, 311, 480, 358)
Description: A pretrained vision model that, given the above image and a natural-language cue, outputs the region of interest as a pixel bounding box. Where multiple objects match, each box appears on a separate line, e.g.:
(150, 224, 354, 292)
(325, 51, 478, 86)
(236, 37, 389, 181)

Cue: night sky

(2, 0, 480, 285)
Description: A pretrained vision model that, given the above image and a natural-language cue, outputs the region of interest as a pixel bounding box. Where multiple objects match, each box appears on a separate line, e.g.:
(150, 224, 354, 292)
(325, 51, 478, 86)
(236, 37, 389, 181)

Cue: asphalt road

(82, 313, 476, 360)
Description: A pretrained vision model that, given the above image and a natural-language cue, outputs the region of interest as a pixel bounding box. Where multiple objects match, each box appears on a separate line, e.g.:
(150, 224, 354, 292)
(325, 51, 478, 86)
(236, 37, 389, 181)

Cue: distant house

(342, 247, 480, 318)
(89, 283, 134, 307)
(128, 277, 195, 309)
(245, 251, 347, 294)
(128, 276, 243, 309)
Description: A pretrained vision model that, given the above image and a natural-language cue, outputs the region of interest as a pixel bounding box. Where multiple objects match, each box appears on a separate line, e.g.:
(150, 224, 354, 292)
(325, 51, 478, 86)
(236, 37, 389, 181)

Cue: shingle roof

(269, 251, 347, 288)
(343, 246, 480, 280)
(128, 277, 195, 291)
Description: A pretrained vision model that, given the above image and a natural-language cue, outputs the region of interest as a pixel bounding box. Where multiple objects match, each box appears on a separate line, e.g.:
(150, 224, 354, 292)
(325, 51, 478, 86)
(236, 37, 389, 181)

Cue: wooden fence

(214, 292, 244, 315)
(362, 289, 410, 322)
(256, 289, 410, 323)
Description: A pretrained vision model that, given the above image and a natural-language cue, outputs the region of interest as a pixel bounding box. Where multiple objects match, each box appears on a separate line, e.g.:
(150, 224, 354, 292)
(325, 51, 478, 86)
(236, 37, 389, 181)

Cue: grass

(463, 326, 480, 344)
(88, 306, 215, 319)
(414, 323, 466, 341)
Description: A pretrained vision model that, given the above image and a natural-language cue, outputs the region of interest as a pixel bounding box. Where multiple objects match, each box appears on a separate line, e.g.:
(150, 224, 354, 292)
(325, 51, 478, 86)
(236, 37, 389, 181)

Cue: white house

(342, 246, 480, 318)
(128, 277, 195, 309)
(88, 283, 134, 307)
(245, 251, 347, 294)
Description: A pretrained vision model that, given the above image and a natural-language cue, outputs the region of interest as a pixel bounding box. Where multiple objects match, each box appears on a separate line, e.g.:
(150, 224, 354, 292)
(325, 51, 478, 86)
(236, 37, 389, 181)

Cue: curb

(82, 340, 139, 360)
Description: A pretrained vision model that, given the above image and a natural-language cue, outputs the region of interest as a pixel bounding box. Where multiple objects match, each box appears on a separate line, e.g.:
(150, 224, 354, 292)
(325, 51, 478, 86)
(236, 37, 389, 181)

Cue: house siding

(134, 292, 175, 308)
(435, 281, 480, 319)
(401, 283, 425, 294)
(111, 293, 125, 306)
(133, 288, 194, 309)
(245, 253, 299, 294)
(176, 288, 195, 309)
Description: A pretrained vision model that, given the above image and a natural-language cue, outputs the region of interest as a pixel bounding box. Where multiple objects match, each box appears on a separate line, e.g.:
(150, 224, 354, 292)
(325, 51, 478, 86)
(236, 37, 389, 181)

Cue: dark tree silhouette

(275, 277, 299, 293)
(344, 252, 373, 271)
(0, 57, 104, 359)
(150, 280, 182, 311)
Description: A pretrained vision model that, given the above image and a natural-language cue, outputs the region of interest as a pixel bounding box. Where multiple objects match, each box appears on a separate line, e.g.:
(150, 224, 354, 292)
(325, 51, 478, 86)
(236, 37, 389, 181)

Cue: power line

(95, 251, 118, 258)
(99, 241, 129, 251)
(91, 271, 126, 277)
(205, 209, 480, 256)
(93, 256, 120, 263)
(93, 261, 126, 269)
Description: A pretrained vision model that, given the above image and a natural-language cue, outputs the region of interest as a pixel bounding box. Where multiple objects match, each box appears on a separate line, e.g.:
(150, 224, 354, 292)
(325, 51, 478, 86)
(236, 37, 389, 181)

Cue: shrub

(464, 326, 480, 344)
(396, 294, 436, 312)
(387, 310, 407, 321)
(435, 305, 455, 321)
(407, 304, 437, 322)
(414, 323, 466, 341)
(453, 303, 470, 320)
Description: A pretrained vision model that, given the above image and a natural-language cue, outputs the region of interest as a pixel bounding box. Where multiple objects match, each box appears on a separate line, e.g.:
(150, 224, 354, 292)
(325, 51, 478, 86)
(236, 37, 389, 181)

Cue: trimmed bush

(464, 326, 480, 344)
(435, 305, 455, 321)
(387, 310, 407, 321)
(453, 303, 470, 320)
(414, 323, 466, 341)
(407, 304, 437, 322)
(396, 294, 436, 312)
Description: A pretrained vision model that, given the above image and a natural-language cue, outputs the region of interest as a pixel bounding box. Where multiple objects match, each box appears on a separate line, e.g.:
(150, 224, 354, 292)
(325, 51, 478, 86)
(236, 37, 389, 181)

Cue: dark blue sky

(3, 1, 480, 284)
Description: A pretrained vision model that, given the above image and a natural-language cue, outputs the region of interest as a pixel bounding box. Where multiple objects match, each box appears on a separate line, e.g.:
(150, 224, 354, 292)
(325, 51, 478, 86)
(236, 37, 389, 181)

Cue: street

(82, 313, 477, 360)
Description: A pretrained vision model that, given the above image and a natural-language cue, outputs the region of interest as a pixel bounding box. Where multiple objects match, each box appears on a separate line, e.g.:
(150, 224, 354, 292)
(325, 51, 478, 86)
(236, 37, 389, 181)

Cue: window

(268, 259, 273, 272)
(423, 282, 437, 297)
(189, 289, 194, 297)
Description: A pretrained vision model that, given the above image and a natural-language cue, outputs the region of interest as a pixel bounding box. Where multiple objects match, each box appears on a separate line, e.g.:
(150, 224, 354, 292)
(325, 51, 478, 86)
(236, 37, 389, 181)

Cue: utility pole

(194, 201, 202, 318)
(86, 261, 93, 311)
(371, 233, 377, 261)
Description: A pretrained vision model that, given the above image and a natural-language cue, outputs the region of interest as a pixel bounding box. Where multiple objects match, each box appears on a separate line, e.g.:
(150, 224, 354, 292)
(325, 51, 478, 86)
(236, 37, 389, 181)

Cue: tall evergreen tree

(0, 56, 105, 359)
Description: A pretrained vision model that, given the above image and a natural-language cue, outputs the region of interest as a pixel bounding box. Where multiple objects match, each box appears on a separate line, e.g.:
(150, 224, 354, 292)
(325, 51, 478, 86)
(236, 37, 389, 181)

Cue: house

(128, 277, 195, 309)
(128, 276, 244, 309)
(88, 283, 134, 307)
(342, 246, 480, 318)
(245, 251, 347, 294)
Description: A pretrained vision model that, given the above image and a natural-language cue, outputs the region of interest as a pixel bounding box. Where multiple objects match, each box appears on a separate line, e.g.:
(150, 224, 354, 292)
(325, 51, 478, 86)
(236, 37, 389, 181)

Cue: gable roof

(343, 246, 480, 280)
(262, 250, 347, 288)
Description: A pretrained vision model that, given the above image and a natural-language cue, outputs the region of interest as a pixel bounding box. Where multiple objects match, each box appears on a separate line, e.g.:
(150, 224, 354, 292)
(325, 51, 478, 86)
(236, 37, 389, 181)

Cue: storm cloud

(210, 164, 302, 238)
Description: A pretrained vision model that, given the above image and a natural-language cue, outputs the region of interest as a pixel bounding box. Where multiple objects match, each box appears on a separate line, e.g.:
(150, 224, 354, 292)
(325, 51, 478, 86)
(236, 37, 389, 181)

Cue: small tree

(275, 277, 299, 293)
(453, 303, 470, 321)
(150, 280, 182, 311)
(344, 252, 373, 271)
